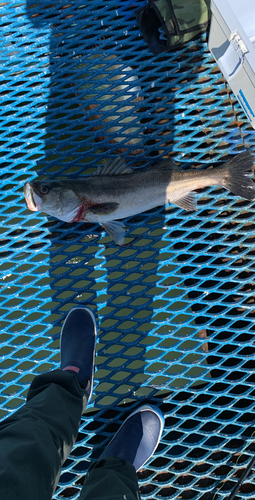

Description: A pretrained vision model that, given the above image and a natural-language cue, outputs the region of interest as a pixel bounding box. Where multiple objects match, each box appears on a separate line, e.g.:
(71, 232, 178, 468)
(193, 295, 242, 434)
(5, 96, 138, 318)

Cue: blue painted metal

(0, 1, 255, 498)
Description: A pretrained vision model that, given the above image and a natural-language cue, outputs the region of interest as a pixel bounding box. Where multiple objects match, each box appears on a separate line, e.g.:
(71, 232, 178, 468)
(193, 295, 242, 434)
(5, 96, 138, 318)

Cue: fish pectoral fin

(89, 202, 119, 215)
(173, 193, 197, 211)
(95, 156, 133, 176)
(102, 220, 126, 245)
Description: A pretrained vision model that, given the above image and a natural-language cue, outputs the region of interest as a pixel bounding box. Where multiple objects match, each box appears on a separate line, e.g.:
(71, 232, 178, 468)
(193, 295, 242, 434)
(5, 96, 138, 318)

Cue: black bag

(136, 0, 211, 55)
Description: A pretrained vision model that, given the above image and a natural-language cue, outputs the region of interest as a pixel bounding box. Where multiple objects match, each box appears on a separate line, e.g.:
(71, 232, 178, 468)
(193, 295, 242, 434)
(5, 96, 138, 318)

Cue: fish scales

(24, 151, 255, 245)
(27, 163, 232, 220)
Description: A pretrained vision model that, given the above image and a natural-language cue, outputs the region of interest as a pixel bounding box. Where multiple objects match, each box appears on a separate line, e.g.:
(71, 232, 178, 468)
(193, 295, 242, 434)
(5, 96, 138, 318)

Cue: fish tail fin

(220, 150, 255, 201)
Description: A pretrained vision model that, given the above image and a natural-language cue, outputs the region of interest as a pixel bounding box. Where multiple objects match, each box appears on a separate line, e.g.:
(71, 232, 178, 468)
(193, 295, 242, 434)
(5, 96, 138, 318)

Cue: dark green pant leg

(0, 370, 86, 500)
(79, 457, 141, 500)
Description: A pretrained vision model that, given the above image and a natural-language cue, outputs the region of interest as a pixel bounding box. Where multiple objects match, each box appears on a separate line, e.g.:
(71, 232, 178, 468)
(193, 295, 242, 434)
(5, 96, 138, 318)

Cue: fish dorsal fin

(173, 193, 197, 211)
(102, 220, 126, 245)
(96, 156, 132, 176)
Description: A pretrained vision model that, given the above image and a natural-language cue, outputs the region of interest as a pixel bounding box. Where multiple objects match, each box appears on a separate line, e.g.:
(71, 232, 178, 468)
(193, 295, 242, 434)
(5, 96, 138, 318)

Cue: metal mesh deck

(1, 1, 255, 498)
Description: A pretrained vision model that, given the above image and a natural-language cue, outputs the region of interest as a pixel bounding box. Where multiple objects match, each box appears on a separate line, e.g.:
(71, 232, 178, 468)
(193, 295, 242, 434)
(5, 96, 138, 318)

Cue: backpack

(136, 0, 211, 55)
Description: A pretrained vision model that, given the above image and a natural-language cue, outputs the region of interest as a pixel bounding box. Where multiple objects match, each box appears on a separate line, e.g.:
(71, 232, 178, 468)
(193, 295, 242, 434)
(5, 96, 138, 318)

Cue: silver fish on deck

(24, 151, 255, 245)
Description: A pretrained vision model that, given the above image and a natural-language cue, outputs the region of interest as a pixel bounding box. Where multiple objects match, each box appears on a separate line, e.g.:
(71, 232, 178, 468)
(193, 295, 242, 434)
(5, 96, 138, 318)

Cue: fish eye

(40, 185, 49, 195)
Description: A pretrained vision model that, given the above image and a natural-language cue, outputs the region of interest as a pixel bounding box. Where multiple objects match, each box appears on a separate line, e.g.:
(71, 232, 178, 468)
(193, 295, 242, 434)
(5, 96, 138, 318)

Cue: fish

(24, 150, 255, 245)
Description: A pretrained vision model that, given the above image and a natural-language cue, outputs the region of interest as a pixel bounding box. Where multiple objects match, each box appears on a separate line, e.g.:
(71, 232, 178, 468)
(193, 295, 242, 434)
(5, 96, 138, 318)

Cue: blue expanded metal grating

(1, 1, 255, 498)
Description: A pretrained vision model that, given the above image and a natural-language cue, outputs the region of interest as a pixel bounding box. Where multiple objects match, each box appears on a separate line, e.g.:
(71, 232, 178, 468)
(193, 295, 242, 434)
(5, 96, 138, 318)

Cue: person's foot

(99, 404, 164, 471)
(60, 307, 97, 401)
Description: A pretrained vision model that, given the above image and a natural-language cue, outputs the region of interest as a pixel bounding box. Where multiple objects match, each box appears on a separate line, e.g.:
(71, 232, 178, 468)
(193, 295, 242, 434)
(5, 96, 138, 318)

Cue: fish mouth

(24, 183, 40, 212)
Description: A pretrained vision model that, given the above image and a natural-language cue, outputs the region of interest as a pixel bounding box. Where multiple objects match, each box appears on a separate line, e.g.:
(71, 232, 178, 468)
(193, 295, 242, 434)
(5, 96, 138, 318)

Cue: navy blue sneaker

(60, 307, 97, 401)
(99, 404, 164, 471)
